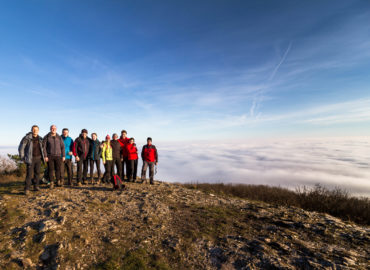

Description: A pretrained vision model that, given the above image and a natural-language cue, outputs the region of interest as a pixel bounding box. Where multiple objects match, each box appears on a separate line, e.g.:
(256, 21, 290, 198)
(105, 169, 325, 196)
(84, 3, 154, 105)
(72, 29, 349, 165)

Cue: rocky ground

(0, 180, 369, 269)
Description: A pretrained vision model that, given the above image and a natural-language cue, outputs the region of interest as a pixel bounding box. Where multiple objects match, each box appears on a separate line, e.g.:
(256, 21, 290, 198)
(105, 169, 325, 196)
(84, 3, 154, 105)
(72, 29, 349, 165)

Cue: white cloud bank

(156, 137, 370, 197)
(2, 137, 370, 197)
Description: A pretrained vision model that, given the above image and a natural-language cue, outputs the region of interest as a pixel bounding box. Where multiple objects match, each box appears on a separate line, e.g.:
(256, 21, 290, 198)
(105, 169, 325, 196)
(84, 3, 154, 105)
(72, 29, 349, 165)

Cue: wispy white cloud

(27, 89, 59, 98)
(259, 98, 370, 125)
(2, 7, 369, 143)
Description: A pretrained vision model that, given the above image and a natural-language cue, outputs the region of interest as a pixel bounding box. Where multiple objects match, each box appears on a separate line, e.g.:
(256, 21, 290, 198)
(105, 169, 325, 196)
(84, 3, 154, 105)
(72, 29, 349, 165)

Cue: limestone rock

(0, 181, 368, 270)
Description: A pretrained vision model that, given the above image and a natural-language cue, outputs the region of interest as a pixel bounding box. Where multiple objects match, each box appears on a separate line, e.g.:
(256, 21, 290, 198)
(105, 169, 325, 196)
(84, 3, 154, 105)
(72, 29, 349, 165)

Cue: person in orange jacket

(126, 137, 138, 182)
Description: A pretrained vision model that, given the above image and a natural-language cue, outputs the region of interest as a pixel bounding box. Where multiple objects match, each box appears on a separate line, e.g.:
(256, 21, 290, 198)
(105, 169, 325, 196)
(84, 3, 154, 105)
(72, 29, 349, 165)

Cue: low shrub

(296, 184, 370, 225)
(183, 183, 370, 225)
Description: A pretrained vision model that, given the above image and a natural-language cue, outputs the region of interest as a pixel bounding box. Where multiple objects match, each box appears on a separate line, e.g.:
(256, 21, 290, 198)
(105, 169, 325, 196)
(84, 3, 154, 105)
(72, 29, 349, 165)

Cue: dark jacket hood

(45, 132, 61, 138)
(25, 132, 41, 140)
(79, 134, 89, 140)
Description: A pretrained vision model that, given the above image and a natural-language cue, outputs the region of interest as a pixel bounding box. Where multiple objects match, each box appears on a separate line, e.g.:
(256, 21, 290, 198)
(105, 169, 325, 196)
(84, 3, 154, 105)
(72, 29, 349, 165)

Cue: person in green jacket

(101, 135, 113, 184)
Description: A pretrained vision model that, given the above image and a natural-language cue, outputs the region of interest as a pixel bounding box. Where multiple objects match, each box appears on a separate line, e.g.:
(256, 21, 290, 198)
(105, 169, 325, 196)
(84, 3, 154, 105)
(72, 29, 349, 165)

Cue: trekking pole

(155, 165, 158, 175)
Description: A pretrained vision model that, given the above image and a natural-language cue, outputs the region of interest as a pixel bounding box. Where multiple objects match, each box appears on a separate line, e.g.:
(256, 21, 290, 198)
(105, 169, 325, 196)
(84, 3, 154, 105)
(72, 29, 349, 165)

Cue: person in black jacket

(111, 133, 123, 180)
(88, 133, 102, 184)
(18, 125, 47, 194)
(43, 125, 65, 189)
(73, 129, 90, 186)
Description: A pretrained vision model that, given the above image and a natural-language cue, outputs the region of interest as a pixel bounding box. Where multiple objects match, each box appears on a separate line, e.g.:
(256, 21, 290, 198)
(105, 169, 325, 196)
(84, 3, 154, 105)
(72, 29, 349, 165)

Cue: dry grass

(91, 248, 170, 270)
(183, 183, 370, 225)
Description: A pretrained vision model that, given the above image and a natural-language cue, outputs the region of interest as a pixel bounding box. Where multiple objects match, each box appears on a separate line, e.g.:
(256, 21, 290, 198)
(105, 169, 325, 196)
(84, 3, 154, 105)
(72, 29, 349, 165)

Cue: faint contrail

(249, 42, 292, 118)
(269, 42, 292, 81)
(250, 99, 257, 117)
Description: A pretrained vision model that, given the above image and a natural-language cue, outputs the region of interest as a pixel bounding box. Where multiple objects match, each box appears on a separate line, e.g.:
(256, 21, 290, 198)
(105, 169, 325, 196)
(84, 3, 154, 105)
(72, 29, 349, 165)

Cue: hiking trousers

(128, 159, 138, 181)
(77, 158, 88, 183)
(48, 156, 62, 182)
(89, 159, 101, 181)
(25, 157, 41, 191)
(61, 159, 73, 184)
(141, 161, 155, 183)
(103, 160, 113, 182)
(121, 157, 129, 180)
(113, 157, 122, 179)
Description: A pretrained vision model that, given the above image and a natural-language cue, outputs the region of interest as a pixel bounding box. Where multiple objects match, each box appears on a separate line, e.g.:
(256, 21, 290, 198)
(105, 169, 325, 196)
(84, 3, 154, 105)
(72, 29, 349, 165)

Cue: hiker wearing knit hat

(73, 129, 90, 186)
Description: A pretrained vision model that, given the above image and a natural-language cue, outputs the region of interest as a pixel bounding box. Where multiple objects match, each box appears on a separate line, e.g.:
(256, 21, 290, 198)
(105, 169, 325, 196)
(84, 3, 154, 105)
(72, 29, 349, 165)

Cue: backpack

(111, 174, 124, 190)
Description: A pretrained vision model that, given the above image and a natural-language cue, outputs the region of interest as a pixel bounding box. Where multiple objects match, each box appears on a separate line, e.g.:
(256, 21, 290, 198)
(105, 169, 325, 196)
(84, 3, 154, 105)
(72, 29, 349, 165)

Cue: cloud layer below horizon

(156, 137, 370, 197)
(2, 137, 369, 197)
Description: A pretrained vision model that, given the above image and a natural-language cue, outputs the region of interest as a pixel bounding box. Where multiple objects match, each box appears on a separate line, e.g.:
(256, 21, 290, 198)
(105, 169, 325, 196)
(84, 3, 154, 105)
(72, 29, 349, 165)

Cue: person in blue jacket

(61, 128, 74, 186)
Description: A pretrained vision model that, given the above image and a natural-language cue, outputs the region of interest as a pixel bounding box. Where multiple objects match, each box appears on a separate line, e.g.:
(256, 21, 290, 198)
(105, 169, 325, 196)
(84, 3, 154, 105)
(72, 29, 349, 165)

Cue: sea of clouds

(2, 137, 369, 197)
(156, 137, 370, 197)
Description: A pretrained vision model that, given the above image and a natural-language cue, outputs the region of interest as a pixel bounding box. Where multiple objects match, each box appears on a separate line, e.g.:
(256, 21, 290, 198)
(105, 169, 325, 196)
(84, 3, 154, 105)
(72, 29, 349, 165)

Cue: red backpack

(111, 175, 124, 190)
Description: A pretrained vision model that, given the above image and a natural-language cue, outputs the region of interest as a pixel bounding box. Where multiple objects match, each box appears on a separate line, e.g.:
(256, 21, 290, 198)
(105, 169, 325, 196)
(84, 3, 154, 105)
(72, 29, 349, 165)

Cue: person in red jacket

(118, 130, 130, 181)
(140, 137, 158, 185)
(126, 137, 138, 182)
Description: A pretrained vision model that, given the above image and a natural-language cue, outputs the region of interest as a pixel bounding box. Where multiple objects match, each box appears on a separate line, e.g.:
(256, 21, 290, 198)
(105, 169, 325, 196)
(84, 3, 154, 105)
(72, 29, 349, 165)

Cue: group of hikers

(18, 125, 158, 194)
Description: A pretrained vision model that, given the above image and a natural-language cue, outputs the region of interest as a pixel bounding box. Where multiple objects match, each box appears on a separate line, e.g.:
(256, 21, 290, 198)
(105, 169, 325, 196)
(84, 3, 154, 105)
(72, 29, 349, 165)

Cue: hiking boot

(56, 180, 62, 187)
(150, 181, 154, 185)
(50, 182, 54, 189)
(77, 182, 82, 187)
(24, 189, 30, 195)
(96, 179, 101, 185)
(34, 186, 40, 191)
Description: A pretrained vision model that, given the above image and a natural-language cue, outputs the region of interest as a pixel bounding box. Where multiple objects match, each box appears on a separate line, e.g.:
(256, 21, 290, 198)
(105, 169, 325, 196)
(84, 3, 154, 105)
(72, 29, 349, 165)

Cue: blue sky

(1, 0, 370, 145)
